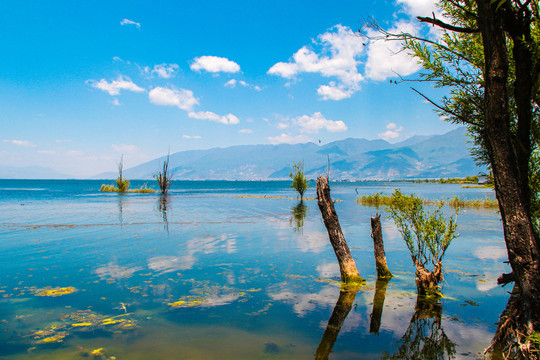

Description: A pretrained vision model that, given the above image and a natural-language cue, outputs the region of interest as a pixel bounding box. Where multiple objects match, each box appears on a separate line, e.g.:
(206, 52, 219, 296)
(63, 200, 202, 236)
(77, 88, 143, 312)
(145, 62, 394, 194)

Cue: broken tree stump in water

(371, 214, 393, 278)
(316, 175, 363, 283)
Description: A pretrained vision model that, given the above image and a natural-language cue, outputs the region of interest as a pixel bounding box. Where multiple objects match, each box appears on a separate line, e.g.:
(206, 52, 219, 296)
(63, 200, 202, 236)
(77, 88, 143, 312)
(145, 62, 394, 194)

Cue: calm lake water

(0, 180, 508, 359)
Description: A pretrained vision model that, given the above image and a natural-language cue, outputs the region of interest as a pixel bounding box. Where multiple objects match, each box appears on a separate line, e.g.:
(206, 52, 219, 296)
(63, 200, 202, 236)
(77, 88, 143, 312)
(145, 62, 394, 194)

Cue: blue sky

(0, 0, 457, 177)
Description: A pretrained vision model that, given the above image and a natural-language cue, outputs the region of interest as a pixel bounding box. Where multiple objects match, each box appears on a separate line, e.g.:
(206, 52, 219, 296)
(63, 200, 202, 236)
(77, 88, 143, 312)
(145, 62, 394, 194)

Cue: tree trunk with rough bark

(316, 176, 363, 283)
(476, 1, 540, 357)
(413, 257, 443, 297)
(371, 214, 392, 278)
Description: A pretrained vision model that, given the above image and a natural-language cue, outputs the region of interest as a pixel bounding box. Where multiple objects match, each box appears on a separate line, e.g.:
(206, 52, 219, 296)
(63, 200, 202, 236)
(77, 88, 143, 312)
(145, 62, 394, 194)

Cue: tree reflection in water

(315, 285, 360, 360)
(382, 298, 456, 360)
(290, 201, 308, 233)
(370, 277, 392, 335)
(158, 195, 170, 232)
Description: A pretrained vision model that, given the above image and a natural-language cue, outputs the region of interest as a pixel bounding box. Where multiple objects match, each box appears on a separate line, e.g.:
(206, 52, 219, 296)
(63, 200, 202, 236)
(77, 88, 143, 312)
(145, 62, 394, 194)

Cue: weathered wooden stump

(371, 214, 393, 278)
(316, 175, 363, 283)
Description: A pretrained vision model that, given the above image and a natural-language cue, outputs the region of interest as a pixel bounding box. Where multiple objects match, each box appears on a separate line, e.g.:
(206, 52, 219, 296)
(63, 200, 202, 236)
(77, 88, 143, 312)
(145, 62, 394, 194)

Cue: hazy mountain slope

(94, 127, 485, 180)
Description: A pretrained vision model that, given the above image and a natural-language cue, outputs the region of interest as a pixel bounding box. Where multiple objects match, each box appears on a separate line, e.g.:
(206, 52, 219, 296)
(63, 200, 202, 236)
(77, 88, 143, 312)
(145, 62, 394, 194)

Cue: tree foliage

(115, 155, 130, 192)
(389, 190, 458, 269)
(154, 151, 173, 195)
(289, 161, 309, 198)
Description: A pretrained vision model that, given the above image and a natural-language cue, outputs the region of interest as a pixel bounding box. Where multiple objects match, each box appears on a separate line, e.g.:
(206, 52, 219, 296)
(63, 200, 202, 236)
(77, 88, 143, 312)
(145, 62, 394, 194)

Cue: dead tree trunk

(315, 286, 359, 360)
(316, 176, 363, 283)
(371, 214, 392, 278)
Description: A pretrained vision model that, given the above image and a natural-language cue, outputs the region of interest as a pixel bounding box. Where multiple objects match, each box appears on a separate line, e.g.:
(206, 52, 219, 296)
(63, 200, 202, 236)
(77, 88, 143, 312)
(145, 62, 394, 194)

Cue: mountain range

(94, 127, 486, 180)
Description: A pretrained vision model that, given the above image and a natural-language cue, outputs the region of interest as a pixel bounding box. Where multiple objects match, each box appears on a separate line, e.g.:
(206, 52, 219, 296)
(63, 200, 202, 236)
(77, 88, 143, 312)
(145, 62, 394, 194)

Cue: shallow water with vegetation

(0, 179, 508, 359)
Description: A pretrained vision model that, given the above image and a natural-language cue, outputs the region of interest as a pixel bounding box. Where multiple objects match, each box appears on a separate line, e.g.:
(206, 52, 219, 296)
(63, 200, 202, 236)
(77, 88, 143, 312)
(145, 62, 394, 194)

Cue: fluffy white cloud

(3, 139, 36, 147)
(364, 21, 422, 81)
(89, 76, 145, 96)
(267, 133, 312, 145)
(378, 122, 404, 140)
(149, 87, 198, 111)
(111, 144, 138, 153)
(182, 134, 202, 139)
(190, 56, 240, 73)
(295, 112, 347, 133)
(396, 0, 438, 17)
(147, 63, 179, 78)
(268, 25, 365, 100)
(120, 18, 140, 28)
(188, 111, 239, 125)
(317, 83, 354, 100)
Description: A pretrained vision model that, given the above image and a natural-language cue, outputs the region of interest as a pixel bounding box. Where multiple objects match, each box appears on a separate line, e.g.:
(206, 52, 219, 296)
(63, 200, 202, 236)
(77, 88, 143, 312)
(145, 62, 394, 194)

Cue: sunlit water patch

(0, 180, 506, 359)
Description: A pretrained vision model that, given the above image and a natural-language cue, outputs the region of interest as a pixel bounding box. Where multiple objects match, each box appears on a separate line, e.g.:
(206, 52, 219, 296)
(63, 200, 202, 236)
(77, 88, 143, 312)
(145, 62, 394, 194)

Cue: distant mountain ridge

(0, 165, 72, 179)
(95, 127, 486, 180)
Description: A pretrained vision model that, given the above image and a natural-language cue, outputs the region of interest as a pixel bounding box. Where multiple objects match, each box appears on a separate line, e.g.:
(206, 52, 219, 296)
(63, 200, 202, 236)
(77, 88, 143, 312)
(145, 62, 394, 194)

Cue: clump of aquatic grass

(446, 196, 498, 208)
(356, 193, 498, 208)
(100, 183, 156, 193)
(33, 286, 77, 297)
(355, 192, 393, 206)
(131, 183, 156, 193)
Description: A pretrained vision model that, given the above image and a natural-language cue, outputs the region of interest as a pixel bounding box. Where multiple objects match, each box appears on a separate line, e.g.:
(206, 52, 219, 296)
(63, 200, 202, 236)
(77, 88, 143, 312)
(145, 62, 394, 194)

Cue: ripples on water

(0, 180, 507, 359)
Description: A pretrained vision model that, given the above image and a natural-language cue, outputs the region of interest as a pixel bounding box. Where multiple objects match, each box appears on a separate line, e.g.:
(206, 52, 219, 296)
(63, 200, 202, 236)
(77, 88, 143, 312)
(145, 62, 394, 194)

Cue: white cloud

(89, 76, 145, 96)
(111, 98, 121, 106)
(147, 63, 179, 79)
(182, 134, 202, 139)
(149, 86, 198, 111)
(364, 20, 422, 81)
(190, 56, 240, 73)
(3, 139, 36, 147)
(267, 133, 312, 145)
(317, 83, 354, 100)
(111, 144, 138, 153)
(188, 111, 240, 125)
(238, 129, 253, 134)
(120, 18, 140, 28)
(268, 24, 365, 100)
(294, 112, 347, 133)
(396, 0, 438, 17)
(224, 79, 261, 91)
(378, 122, 404, 141)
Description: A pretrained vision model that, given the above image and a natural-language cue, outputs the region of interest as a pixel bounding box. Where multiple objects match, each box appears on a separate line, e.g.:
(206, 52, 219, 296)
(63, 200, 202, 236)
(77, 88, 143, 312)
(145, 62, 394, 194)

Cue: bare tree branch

(417, 15, 479, 33)
(411, 87, 483, 127)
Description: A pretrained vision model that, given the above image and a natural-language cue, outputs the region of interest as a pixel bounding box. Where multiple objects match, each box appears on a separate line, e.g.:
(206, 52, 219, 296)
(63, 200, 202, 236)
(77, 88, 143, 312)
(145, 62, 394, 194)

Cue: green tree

(365, 1, 539, 356)
(388, 190, 458, 297)
(154, 151, 173, 195)
(289, 161, 309, 199)
(115, 155, 130, 192)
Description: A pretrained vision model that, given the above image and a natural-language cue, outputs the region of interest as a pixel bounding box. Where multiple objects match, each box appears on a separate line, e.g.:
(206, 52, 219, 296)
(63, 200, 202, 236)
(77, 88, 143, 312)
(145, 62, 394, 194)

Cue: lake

(0, 179, 508, 359)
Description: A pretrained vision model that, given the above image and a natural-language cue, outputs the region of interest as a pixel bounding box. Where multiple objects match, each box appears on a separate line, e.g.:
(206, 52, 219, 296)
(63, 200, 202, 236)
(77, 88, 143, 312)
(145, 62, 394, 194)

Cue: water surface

(0, 180, 507, 359)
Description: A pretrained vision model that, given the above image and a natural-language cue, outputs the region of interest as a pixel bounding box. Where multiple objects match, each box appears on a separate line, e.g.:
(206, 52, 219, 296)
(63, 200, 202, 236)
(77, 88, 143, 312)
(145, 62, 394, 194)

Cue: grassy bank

(356, 193, 498, 208)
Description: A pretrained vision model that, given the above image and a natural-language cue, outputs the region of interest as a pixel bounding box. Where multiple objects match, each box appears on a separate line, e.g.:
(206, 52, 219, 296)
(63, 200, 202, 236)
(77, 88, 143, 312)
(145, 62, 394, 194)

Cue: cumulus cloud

(268, 24, 365, 100)
(182, 134, 202, 139)
(364, 21, 422, 81)
(295, 112, 347, 133)
(396, 0, 439, 17)
(267, 133, 312, 145)
(190, 56, 240, 73)
(89, 76, 145, 96)
(378, 122, 404, 141)
(3, 139, 36, 147)
(188, 111, 240, 125)
(120, 18, 140, 28)
(149, 86, 198, 111)
(146, 63, 179, 79)
(111, 144, 138, 153)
